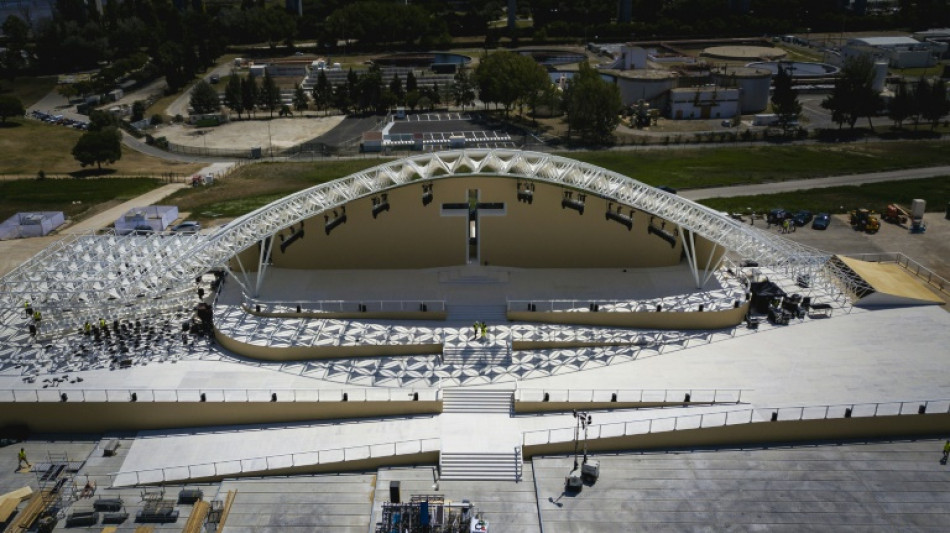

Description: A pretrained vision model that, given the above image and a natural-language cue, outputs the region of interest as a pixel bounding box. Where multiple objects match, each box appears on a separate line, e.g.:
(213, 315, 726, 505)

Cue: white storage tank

(872, 61, 888, 92)
(711, 66, 772, 114)
(911, 199, 926, 219)
(612, 69, 677, 107)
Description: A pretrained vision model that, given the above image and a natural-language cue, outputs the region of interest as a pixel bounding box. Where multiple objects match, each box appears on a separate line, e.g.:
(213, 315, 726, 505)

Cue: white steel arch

(1, 149, 832, 320)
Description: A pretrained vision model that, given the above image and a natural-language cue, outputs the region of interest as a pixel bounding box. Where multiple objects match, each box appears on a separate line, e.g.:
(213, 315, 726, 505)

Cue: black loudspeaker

(684, 393, 691, 403)
(543, 393, 550, 402)
(611, 393, 617, 402)
(271, 393, 277, 402)
(845, 408, 852, 418)
(389, 481, 400, 503)
(770, 411, 778, 422)
(130, 393, 137, 402)
(918, 404, 926, 414)
(200, 393, 206, 402)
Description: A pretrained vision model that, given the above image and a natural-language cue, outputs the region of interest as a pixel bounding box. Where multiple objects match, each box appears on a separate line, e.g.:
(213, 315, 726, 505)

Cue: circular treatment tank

(702, 46, 787, 61)
(610, 69, 677, 107)
(746, 61, 840, 79)
(711, 66, 773, 114)
(517, 48, 587, 67)
(373, 52, 472, 68)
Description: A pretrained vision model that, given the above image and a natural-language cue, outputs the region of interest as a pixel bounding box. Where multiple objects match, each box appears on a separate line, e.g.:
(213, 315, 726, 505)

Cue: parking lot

(27, 110, 88, 130)
(390, 111, 520, 149)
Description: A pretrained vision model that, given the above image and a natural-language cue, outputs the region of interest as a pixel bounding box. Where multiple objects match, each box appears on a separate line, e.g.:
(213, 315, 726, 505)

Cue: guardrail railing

(111, 436, 441, 487)
(245, 296, 447, 314)
(522, 398, 950, 446)
(0, 387, 439, 403)
(846, 252, 950, 296)
(514, 388, 747, 404)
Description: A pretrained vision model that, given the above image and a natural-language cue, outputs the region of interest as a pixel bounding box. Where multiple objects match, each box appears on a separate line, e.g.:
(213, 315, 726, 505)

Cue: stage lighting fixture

(606, 202, 633, 230)
(324, 206, 347, 235)
(279, 224, 305, 254)
(562, 191, 585, 215)
(647, 216, 677, 248)
(372, 193, 390, 218)
(517, 181, 535, 204)
(422, 183, 434, 206)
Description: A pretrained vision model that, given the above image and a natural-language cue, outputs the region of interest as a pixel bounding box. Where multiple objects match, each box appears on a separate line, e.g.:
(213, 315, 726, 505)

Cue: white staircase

(439, 450, 523, 481)
(442, 387, 513, 414)
(446, 304, 508, 323)
(439, 388, 522, 481)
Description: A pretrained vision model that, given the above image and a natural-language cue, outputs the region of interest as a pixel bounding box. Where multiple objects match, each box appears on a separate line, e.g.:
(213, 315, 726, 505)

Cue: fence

(245, 296, 447, 315)
(0, 387, 439, 403)
(112, 437, 440, 486)
(164, 141, 261, 159)
(514, 388, 746, 404)
(847, 252, 950, 297)
(522, 398, 950, 446)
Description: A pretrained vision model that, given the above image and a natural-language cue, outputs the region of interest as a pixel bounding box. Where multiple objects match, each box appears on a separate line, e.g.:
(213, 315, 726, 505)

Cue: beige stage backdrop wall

(233, 177, 705, 271)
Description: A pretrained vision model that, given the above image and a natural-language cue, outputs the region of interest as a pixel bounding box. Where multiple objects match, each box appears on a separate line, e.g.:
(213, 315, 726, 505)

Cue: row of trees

(889, 77, 950, 130)
(821, 55, 949, 131)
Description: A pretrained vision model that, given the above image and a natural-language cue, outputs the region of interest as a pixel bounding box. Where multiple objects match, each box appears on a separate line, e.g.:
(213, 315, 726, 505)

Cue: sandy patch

(158, 115, 347, 150)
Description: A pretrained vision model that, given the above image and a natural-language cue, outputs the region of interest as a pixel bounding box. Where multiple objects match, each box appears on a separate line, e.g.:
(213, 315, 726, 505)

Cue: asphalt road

(681, 165, 950, 201)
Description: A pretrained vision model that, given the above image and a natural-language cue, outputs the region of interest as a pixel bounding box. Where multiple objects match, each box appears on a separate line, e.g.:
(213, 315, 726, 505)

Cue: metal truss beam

(1, 149, 833, 319)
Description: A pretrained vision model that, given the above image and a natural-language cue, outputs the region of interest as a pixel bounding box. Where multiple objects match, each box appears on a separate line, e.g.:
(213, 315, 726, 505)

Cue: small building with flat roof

(0, 212, 65, 240)
(843, 36, 942, 68)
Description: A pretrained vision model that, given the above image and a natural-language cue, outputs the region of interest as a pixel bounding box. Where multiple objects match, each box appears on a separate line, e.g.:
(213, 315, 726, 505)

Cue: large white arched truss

(1, 149, 841, 322)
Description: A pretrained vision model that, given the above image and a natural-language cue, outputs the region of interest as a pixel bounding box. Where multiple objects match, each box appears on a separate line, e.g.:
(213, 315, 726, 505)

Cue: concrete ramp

(837, 255, 945, 307)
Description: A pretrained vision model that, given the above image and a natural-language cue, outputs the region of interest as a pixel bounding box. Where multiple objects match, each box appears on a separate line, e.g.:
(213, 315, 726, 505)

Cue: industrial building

(842, 36, 944, 68)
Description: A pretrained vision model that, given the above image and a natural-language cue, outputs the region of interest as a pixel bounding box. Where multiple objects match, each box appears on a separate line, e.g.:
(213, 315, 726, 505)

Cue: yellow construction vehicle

(850, 208, 880, 233)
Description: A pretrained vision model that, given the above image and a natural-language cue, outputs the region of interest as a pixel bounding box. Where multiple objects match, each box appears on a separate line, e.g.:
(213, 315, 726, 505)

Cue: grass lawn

(697, 176, 950, 215)
(1, 76, 58, 108)
(564, 141, 950, 190)
(0, 177, 163, 221)
(0, 118, 202, 176)
(165, 159, 387, 221)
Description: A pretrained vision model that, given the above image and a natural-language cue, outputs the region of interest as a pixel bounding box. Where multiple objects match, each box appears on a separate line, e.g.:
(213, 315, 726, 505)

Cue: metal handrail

(514, 388, 747, 404)
(111, 436, 441, 487)
(522, 398, 950, 446)
(0, 387, 439, 403)
(845, 252, 950, 296)
(244, 296, 447, 314)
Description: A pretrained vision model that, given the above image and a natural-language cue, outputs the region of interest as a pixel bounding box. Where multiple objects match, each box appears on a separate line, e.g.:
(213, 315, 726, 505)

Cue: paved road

(681, 165, 950, 201)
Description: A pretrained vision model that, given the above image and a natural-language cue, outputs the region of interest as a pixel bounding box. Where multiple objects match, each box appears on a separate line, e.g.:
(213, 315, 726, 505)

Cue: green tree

(258, 70, 281, 117)
(406, 70, 418, 94)
(293, 83, 309, 112)
(241, 74, 259, 118)
(922, 78, 949, 130)
(1, 15, 29, 83)
(820, 55, 882, 130)
(389, 74, 404, 105)
(312, 70, 332, 115)
(0, 95, 24, 123)
(888, 81, 913, 129)
(562, 62, 622, 144)
(224, 74, 245, 119)
(190, 80, 221, 115)
(131, 101, 146, 122)
(72, 127, 122, 169)
(452, 70, 476, 111)
(770, 66, 802, 135)
(475, 51, 548, 118)
(88, 110, 119, 131)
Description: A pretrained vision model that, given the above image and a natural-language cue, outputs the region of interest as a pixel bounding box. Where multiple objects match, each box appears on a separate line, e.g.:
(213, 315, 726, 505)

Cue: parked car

(812, 213, 831, 230)
(171, 221, 202, 234)
(131, 224, 155, 235)
(792, 210, 813, 226)
(767, 208, 792, 225)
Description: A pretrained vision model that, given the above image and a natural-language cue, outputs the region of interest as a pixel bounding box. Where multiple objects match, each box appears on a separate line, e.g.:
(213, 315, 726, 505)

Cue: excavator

(850, 208, 880, 233)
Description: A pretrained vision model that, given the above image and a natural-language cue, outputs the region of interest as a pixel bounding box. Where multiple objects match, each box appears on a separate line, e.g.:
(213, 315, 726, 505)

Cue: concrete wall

(523, 413, 950, 458)
(0, 400, 440, 434)
(215, 328, 442, 361)
(508, 303, 748, 330)
(230, 177, 684, 272)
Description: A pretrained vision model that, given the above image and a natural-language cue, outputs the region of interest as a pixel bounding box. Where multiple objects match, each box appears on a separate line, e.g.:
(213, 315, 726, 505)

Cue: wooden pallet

(2, 489, 51, 533)
(215, 490, 237, 533)
(182, 500, 210, 533)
